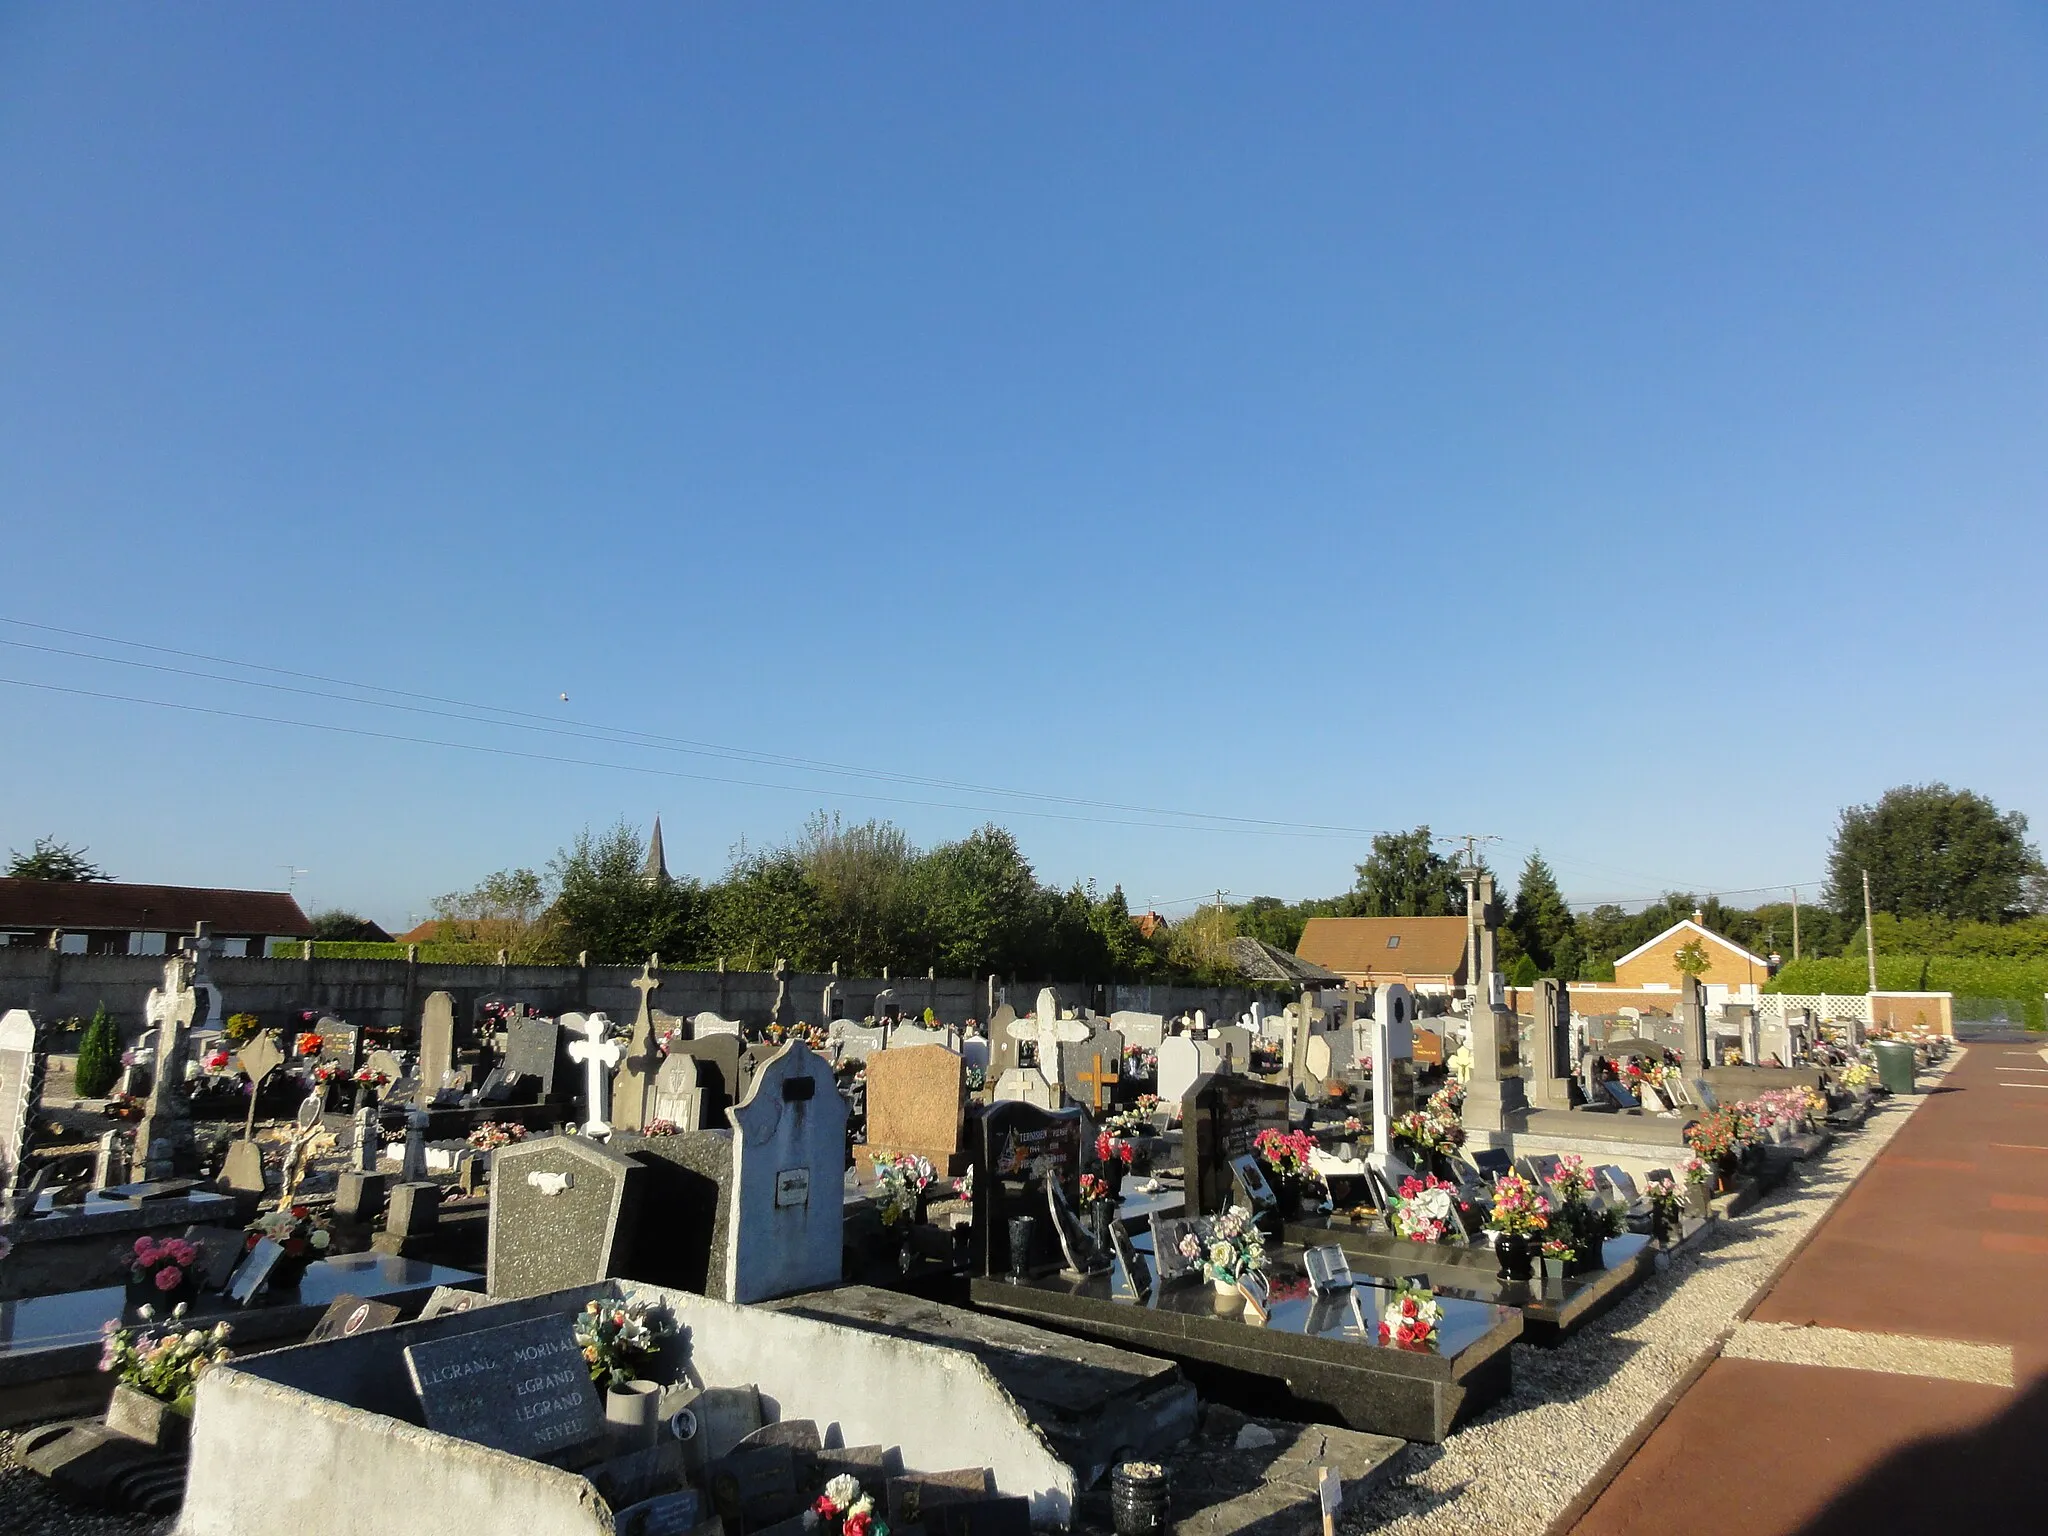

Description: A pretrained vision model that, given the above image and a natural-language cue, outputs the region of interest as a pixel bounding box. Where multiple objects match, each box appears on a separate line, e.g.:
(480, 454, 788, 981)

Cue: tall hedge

(73, 1001, 121, 1098)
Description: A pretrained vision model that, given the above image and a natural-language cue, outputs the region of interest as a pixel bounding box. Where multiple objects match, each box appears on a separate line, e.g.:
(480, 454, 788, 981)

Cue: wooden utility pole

(1862, 869, 1879, 992)
(1791, 887, 1801, 962)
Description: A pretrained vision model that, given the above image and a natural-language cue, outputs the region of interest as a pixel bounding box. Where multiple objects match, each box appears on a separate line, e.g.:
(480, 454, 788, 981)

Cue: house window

(59, 932, 87, 955)
(220, 937, 250, 959)
(1385, 935, 1401, 950)
(128, 931, 168, 957)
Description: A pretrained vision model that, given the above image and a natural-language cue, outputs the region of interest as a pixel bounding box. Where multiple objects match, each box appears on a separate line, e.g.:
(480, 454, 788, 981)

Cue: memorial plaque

(615, 1489, 704, 1536)
(307, 1293, 402, 1342)
(404, 1313, 604, 1458)
(227, 1238, 284, 1305)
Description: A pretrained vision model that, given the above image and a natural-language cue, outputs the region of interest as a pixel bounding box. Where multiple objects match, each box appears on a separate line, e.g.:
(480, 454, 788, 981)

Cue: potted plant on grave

(574, 1297, 676, 1434)
(809, 1473, 893, 1536)
(351, 1065, 389, 1107)
(1644, 1175, 1685, 1244)
(1539, 1237, 1576, 1280)
(98, 1311, 232, 1451)
(1681, 1156, 1712, 1218)
(1387, 1174, 1470, 1245)
(874, 1153, 936, 1230)
(1376, 1284, 1443, 1352)
(244, 1204, 333, 1290)
(1253, 1128, 1323, 1216)
(127, 1235, 203, 1312)
(1095, 1131, 1135, 1195)
(1684, 1111, 1743, 1191)
(1547, 1155, 1614, 1275)
(1484, 1173, 1548, 1283)
(1192, 1206, 1266, 1298)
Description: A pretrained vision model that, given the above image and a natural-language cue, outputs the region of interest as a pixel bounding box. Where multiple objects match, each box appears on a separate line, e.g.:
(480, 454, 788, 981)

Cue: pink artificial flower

(133, 1237, 158, 1265)
(154, 1264, 184, 1292)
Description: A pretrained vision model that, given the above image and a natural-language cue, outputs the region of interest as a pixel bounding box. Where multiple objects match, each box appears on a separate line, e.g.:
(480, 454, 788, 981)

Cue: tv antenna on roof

(280, 865, 308, 895)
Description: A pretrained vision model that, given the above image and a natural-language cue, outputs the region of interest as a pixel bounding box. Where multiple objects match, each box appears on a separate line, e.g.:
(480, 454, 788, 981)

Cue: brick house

(0, 878, 313, 958)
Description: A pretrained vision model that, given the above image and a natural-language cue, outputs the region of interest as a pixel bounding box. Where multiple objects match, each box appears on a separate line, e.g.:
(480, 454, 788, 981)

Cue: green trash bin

(1871, 1038, 1918, 1095)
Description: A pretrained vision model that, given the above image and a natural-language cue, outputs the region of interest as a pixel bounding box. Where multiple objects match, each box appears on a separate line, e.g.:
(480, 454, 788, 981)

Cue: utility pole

(1861, 869, 1879, 992)
(1791, 887, 1801, 962)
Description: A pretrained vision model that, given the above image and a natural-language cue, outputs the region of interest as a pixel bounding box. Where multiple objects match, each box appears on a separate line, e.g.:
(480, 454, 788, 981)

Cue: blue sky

(1, 5, 2043, 929)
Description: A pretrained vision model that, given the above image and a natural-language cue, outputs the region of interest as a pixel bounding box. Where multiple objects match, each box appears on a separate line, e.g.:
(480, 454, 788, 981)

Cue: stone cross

(398, 1106, 430, 1183)
(133, 952, 201, 1180)
(1457, 869, 1528, 1136)
(1075, 1049, 1120, 1110)
(351, 1101, 380, 1174)
(1368, 983, 1417, 1185)
(1009, 989, 1093, 1093)
(566, 1012, 623, 1138)
(612, 965, 663, 1133)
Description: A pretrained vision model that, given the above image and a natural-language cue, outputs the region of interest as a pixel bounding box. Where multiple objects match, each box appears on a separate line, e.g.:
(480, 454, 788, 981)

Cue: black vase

(1102, 1158, 1127, 1200)
(1006, 1215, 1037, 1280)
(1494, 1231, 1535, 1283)
(1109, 1463, 1170, 1536)
(127, 1273, 196, 1316)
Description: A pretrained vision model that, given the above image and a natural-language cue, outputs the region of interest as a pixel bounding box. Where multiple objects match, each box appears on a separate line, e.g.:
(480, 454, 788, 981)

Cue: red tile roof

(0, 878, 313, 937)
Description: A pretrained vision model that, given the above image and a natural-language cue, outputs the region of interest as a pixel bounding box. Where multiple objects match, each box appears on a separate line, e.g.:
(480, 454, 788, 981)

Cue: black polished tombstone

(1183, 1073, 1291, 1220)
(968, 1101, 1086, 1278)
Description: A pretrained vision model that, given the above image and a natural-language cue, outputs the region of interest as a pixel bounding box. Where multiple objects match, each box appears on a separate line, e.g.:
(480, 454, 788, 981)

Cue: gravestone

(1212, 1024, 1255, 1073)
(724, 1042, 847, 1303)
(566, 1012, 623, 1137)
(1059, 1031, 1125, 1113)
(669, 1036, 743, 1126)
(405, 1312, 606, 1459)
(1527, 979, 1573, 1110)
(691, 1012, 744, 1039)
(133, 951, 201, 1180)
(1367, 984, 1418, 1185)
(885, 1023, 948, 1052)
(1676, 977, 1709, 1069)
(859, 1044, 966, 1176)
(1459, 870, 1527, 1135)
(1155, 1035, 1218, 1108)
(613, 964, 665, 1134)
(1002, 991, 1091, 1106)
(738, 1042, 781, 1102)
(986, 1004, 1021, 1083)
(487, 1134, 645, 1298)
(92, 1128, 131, 1191)
(969, 1101, 1086, 1278)
(651, 1053, 704, 1129)
(1184, 1073, 1290, 1218)
(0, 1010, 43, 1212)
(416, 992, 456, 1107)
(613, 1128, 735, 1299)
(502, 1016, 561, 1099)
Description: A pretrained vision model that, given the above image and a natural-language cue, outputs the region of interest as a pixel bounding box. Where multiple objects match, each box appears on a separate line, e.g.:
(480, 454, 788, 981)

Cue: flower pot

(605, 1380, 662, 1448)
(1212, 1274, 1240, 1297)
(1538, 1256, 1565, 1281)
(1493, 1232, 1535, 1283)
(267, 1253, 314, 1292)
(1006, 1215, 1037, 1279)
(1109, 1462, 1170, 1536)
(106, 1383, 189, 1452)
(128, 1272, 196, 1315)
(1102, 1158, 1127, 1199)
(1087, 1201, 1114, 1254)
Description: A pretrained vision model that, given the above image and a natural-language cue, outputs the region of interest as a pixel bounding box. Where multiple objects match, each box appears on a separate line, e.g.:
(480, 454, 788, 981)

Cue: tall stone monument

(1366, 984, 1416, 1185)
(1677, 976, 1709, 1069)
(1459, 869, 1527, 1138)
(133, 949, 202, 1180)
(611, 963, 663, 1134)
(1526, 977, 1574, 1110)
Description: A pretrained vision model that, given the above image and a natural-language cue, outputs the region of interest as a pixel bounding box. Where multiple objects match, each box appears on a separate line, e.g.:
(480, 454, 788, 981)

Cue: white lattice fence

(1757, 992, 1871, 1025)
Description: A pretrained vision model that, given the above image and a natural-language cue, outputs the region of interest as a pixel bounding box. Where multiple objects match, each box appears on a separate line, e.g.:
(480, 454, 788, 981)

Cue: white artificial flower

(825, 1475, 862, 1510)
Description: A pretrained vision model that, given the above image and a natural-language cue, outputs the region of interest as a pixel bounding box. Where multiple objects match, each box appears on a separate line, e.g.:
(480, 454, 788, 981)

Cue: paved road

(1568, 1034, 2048, 1536)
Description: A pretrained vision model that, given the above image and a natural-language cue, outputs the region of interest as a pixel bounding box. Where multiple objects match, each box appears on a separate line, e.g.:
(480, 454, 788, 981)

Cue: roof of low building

(1612, 918, 1771, 971)
(1295, 915, 1471, 981)
(1226, 936, 1343, 984)
(0, 878, 314, 937)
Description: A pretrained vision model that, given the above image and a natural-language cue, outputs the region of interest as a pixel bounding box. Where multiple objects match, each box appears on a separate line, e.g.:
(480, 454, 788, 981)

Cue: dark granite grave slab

(11, 1189, 237, 1244)
(1279, 1223, 1656, 1345)
(405, 1311, 604, 1458)
(970, 1245, 1519, 1443)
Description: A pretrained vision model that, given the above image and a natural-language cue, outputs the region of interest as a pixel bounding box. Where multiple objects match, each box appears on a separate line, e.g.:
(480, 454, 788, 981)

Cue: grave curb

(1535, 1049, 1960, 1536)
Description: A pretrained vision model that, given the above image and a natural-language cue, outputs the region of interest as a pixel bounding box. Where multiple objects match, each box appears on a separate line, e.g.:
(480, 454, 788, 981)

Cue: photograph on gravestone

(307, 1294, 403, 1342)
(404, 1312, 605, 1459)
(1147, 1212, 1204, 1285)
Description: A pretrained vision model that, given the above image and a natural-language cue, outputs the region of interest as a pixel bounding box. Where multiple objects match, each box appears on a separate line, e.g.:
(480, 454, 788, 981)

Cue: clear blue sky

(2, 5, 2043, 930)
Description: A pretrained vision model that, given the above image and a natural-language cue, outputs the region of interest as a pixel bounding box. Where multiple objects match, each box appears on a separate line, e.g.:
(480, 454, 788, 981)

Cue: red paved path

(1568, 1036, 2048, 1536)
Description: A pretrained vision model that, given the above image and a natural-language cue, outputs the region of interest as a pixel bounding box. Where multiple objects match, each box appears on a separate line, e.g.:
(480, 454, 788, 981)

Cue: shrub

(74, 1002, 121, 1098)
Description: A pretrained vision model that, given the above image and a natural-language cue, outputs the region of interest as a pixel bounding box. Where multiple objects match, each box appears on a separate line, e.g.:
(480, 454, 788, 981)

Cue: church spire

(643, 817, 669, 885)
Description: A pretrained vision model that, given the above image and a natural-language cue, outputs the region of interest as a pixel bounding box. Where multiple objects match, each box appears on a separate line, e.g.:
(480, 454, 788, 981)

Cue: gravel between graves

(0, 1432, 171, 1536)
(1341, 1063, 1957, 1536)
(1722, 1319, 2014, 1386)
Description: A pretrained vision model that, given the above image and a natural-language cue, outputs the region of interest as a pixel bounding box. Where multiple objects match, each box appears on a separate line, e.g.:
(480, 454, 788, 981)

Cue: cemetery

(0, 911, 1961, 1535)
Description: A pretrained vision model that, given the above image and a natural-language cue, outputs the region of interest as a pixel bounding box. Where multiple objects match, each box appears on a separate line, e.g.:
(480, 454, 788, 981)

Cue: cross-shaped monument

(1367, 983, 1418, 1186)
(567, 1012, 623, 1138)
(1009, 988, 1093, 1094)
(611, 961, 663, 1133)
(1075, 1049, 1120, 1110)
(132, 950, 201, 1180)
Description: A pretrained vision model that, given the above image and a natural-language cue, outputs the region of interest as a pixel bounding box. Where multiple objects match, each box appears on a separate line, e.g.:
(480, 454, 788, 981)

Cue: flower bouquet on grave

(1426, 1078, 1466, 1118)
(1253, 1128, 1323, 1210)
(1388, 1175, 1469, 1245)
(1839, 1061, 1878, 1093)
(100, 1310, 231, 1422)
(963, 1064, 986, 1093)
(224, 1013, 263, 1044)
(807, 1474, 892, 1536)
(1376, 1285, 1443, 1352)
(643, 1118, 681, 1137)
(573, 1297, 675, 1391)
(1685, 1110, 1746, 1185)
(1644, 1176, 1685, 1241)
(952, 1166, 974, 1202)
(128, 1236, 203, 1310)
(874, 1153, 935, 1228)
(351, 1065, 389, 1099)
(1197, 1206, 1267, 1295)
(1483, 1173, 1549, 1282)
(310, 1062, 341, 1086)
(1121, 1046, 1158, 1082)
(244, 1204, 332, 1288)
(1095, 1130, 1136, 1192)
(466, 1121, 527, 1150)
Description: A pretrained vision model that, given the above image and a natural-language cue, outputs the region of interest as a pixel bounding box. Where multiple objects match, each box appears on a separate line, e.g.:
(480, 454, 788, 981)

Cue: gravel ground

(1341, 1059, 1957, 1536)
(1722, 1319, 2013, 1386)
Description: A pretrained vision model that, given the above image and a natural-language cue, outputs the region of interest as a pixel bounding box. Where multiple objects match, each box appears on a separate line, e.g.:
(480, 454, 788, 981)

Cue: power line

(0, 617, 1399, 840)
(0, 674, 1381, 841)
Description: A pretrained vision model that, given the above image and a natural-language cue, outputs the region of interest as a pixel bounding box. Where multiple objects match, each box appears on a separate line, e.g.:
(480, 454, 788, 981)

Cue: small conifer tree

(74, 1001, 121, 1098)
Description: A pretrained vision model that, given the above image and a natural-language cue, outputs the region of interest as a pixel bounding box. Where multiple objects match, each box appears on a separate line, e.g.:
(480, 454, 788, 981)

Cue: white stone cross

(567, 1011, 623, 1138)
(1368, 984, 1416, 1185)
(1009, 988, 1094, 1090)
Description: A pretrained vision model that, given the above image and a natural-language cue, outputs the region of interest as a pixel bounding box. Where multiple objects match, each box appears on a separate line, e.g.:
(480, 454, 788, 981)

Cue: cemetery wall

(0, 948, 1270, 1039)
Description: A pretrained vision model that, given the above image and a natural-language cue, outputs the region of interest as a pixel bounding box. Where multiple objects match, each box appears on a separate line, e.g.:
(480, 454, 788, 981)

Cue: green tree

(434, 867, 559, 961)
(309, 909, 380, 941)
(550, 823, 706, 964)
(74, 1002, 121, 1098)
(904, 825, 1046, 977)
(1825, 784, 2043, 924)
(787, 813, 919, 974)
(1507, 953, 1541, 987)
(1088, 885, 1162, 980)
(6, 836, 112, 882)
(707, 848, 826, 970)
(1165, 902, 1240, 985)
(1350, 827, 1467, 918)
(1671, 936, 1712, 979)
(1508, 851, 1579, 976)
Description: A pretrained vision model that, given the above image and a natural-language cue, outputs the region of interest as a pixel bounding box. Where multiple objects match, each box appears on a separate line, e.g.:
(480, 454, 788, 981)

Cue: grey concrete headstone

(651, 1053, 703, 1129)
(723, 1042, 847, 1304)
(501, 1017, 561, 1097)
(487, 1135, 645, 1299)
(416, 993, 456, 1107)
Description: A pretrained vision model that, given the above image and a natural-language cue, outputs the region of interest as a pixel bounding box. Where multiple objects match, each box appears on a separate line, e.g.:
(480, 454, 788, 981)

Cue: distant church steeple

(643, 817, 670, 885)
